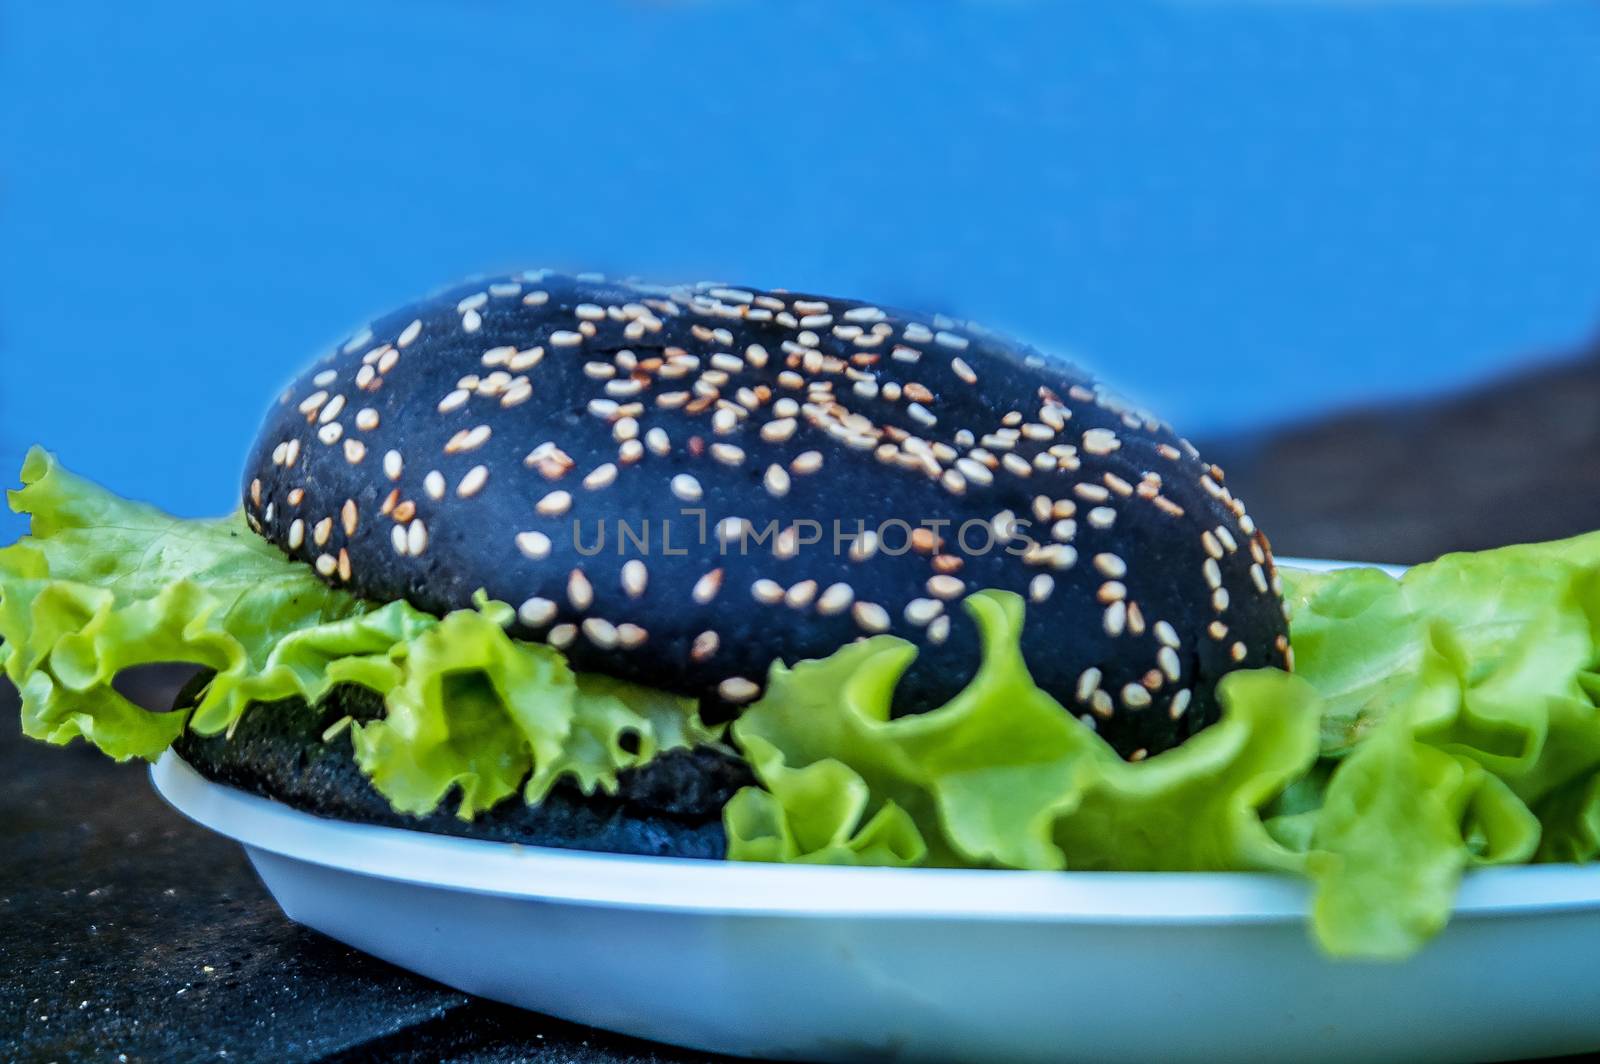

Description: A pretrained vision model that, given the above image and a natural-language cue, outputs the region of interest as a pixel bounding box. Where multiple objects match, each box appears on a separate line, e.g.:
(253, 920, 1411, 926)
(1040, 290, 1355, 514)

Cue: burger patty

(170, 678, 751, 859)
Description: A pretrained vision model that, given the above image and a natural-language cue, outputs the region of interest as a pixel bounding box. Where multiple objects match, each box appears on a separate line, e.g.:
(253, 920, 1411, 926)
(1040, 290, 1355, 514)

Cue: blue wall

(4, 2, 1599, 538)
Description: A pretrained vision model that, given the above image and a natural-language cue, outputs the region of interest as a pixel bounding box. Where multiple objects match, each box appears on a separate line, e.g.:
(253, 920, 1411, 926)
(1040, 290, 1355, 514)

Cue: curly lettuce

(0, 448, 718, 819)
(727, 541, 1600, 958)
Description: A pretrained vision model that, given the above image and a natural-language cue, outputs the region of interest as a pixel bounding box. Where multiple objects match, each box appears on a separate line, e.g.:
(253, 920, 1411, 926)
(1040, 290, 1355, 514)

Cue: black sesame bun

(241, 269, 1288, 770)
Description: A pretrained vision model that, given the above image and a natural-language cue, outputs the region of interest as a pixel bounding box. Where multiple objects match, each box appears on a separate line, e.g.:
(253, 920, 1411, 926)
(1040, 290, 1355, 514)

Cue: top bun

(244, 270, 1288, 759)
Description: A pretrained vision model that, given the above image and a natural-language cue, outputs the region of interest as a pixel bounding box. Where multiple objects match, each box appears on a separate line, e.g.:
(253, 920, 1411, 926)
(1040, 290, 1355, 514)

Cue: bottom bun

(170, 677, 749, 860)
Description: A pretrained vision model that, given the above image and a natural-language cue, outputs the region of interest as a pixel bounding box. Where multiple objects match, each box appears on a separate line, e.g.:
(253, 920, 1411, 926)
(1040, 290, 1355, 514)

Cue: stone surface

(1199, 343, 1600, 565)
(0, 673, 734, 1064)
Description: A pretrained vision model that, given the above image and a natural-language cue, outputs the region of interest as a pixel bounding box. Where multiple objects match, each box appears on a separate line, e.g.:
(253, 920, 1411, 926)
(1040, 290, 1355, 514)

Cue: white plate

(147, 557, 1600, 1063)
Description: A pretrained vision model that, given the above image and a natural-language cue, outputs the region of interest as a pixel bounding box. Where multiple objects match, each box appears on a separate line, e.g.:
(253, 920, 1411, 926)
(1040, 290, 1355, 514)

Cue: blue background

(4, 2, 1599, 540)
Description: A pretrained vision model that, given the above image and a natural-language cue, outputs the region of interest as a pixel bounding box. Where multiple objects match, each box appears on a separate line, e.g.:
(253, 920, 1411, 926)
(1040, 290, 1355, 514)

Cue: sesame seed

(719, 677, 761, 704)
(764, 464, 791, 497)
(407, 519, 429, 555)
(390, 524, 408, 555)
(852, 601, 891, 633)
(1103, 600, 1128, 637)
(1231, 641, 1248, 662)
(760, 418, 797, 444)
(549, 623, 577, 649)
(341, 499, 358, 536)
(1087, 507, 1116, 529)
(1122, 684, 1152, 710)
(462, 309, 482, 332)
(382, 450, 403, 480)
(691, 631, 720, 661)
(1208, 621, 1229, 641)
(710, 443, 744, 466)
(423, 470, 446, 500)
(509, 347, 544, 372)
(1213, 588, 1231, 613)
(692, 569, 724, 604)
(1075, 668, 1102, 702)
(934, 330, 969, 350)
(457, 465, 489, 498)
(790, 450, 824, 476)
(955, 457, 993, 486)
(645, 427, 671, 456)
(518, 597, 557, 627)
(671, 474, 703, 502)
(950, 357, 977, 385)
(537, 490, 572, 517)
(446, 424, 493, 454)
(1029, 574, 1055, 603)
(848, 530, 878, 562)
(581, 617, 618, 649)
(1075, 483, 1110, 503)
(1250, 563, 1269, 593)
(313, 517, 332, 546)
(1217, 526, 1239, 552)
(782, 580, 817, 609)
(1158, 647, 1183, 683)
(1201, 531, 1224, 559)
(1203, 558, 1222, 590)
(1097, 581, 1127, 603)
(752, 579, 784, 604)
(314, 553, 337, 577)
(355, 407, 380, 432)
(1081, 428, 1120, 455)
(515, 531, 552, 559)
(397, 319, 423, 347)
(1093, 553, 1127, 578)
(817, 583, 854, 615)
(584, 463, 618, 490)
(904, 598, 943, 626)
(550, 330, 583, 347)
(927, 615, 951, 644)
(317, 423, 343, 445)
(298, 390, 330, 417)
(926, 575, 964, 600)
(568, 570, 594, 610)
(622, 559, 648, 598)
(287, 519, 305, 550)
(438, 389, 470, 414)
(1168, 689, 1193, 720)
(1155, 621, 1180, 648)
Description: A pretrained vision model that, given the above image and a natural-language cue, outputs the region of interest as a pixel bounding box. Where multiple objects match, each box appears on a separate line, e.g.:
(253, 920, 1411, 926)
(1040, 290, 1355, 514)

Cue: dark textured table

(7, 346, 1600, 1063)
(0, 676, 734, 1064)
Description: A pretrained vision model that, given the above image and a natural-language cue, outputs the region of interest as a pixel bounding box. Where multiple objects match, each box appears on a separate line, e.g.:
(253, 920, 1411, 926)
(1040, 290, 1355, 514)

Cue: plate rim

(151, 751, 1600, 924)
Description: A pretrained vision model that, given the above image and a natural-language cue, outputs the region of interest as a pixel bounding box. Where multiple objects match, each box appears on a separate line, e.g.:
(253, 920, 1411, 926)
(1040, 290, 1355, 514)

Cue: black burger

(3, 269, 1288, 863)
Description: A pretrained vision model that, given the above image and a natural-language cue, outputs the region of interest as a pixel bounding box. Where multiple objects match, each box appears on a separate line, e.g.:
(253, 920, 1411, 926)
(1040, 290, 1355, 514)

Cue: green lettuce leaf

(726, 590, 1324, 876)
(0, 448, 716, 818)
(727, 538, 1600, 959)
